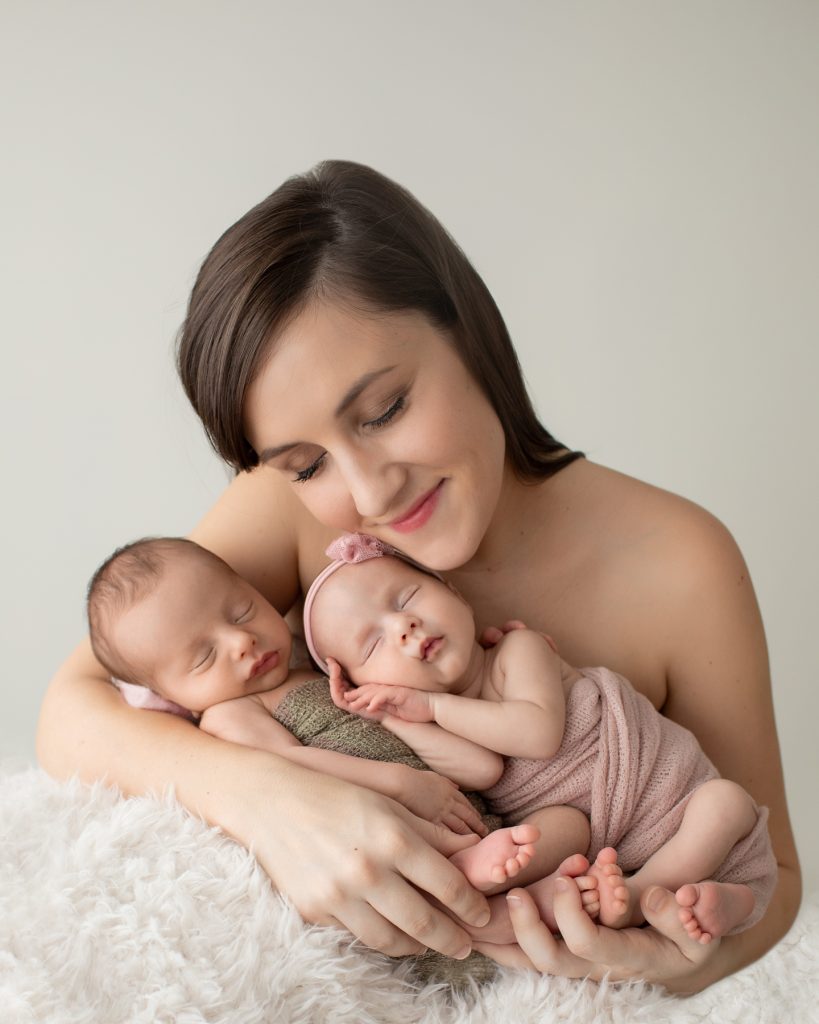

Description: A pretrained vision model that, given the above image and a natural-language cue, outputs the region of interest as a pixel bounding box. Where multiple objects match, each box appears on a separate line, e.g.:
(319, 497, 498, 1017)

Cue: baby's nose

(392, 615, 419, 643)
(232, 628, 256, 657)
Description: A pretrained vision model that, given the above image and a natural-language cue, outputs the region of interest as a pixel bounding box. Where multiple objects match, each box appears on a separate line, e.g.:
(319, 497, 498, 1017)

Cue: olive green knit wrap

(273, 677, 500, 986)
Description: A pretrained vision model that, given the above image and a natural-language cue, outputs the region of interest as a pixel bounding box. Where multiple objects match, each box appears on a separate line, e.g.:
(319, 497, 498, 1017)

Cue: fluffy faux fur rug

(1, 764, 816, 1024)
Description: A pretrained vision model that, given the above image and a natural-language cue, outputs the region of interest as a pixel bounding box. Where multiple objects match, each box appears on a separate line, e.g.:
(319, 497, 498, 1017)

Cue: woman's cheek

(296, 477, 361, 532)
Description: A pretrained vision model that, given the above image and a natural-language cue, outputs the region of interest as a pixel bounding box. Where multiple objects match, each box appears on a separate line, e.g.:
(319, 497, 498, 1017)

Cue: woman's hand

(225, 751, 491, 959)
(396, 766, 488, 837)
(474, 878, 716, 991)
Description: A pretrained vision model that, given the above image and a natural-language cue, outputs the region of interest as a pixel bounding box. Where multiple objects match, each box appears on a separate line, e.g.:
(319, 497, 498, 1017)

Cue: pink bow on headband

(324, 532, 397, 564)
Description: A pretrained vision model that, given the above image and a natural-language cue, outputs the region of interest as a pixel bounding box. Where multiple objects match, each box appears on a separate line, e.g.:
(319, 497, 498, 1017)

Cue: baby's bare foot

(450, 824, 539, 891)
(586, 847, 631, 928)
(464, 853, 591, 943)
(675, 881, 755, 944)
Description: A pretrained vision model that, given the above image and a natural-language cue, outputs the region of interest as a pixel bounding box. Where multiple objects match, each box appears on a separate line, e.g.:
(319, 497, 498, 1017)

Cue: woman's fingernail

(506, 893, 521, 904)
(454, 945, 472, 960)
(645, 887, 664, 912)
(555, 876, 569, 893)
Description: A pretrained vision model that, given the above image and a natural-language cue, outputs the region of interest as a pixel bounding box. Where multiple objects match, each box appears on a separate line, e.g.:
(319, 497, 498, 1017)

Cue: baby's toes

(504, 858, 521, 879)
(581, 889, 600, 912)
(574, 874, 598, 893)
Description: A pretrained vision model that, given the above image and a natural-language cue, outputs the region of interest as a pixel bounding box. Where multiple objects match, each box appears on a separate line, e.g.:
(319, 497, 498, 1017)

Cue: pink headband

(303, 532, 443, 674)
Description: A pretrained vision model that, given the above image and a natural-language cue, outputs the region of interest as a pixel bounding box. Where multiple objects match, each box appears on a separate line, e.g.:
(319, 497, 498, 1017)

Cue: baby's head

(304, 533, 478, 692)
(87, 537, 292, 713)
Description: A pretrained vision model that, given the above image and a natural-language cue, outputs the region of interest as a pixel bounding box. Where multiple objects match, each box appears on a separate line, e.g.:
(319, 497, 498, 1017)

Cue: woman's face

(243, 300, 506, 570)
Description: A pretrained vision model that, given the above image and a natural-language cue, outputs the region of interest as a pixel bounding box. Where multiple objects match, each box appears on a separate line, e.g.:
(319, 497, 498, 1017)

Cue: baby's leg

(450, 805, 589, 892)
(618, 778, 759, 937)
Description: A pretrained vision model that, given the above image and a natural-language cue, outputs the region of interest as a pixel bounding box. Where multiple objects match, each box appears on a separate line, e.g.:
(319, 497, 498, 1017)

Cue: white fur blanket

(2, 764, 816, 1024)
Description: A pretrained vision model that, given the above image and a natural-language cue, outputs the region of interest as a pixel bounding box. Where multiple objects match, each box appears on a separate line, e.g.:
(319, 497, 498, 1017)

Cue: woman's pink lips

(251, 650, 280, 678)
(388, 481, 445, 534)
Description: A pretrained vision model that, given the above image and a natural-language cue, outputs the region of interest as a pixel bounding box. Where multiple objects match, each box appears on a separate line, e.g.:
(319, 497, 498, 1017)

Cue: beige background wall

(2, 2, 816, 889)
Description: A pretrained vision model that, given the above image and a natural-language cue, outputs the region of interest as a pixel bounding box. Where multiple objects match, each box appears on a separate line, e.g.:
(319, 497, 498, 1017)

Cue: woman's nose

(336, 447, 405, 520)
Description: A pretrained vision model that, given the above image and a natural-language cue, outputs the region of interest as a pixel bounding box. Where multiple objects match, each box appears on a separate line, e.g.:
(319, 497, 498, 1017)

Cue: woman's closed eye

(363, 393, 406, 431)
(292, 392, 407, 484)
(293, 452, 326, 483)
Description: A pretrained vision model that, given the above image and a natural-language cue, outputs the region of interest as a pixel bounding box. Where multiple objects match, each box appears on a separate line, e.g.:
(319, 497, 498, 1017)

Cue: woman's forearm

(36, 637, 294, 821)
(37, 638, 493, 960)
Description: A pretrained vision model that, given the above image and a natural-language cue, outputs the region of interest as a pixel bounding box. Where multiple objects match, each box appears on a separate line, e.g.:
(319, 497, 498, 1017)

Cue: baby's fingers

(327, 659, 353, 708)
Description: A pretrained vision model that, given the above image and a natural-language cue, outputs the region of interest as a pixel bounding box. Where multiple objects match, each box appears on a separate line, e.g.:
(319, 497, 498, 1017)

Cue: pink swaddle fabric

(484, 666, 777, 933)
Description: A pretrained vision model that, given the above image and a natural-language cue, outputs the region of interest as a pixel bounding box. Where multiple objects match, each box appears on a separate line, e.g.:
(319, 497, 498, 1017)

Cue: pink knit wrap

(484, 666, 777, 934)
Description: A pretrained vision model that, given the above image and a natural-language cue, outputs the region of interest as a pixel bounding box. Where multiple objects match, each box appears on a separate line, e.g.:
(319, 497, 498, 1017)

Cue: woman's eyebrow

(257, 365, 397, 464)
(334, 365, 397, 417)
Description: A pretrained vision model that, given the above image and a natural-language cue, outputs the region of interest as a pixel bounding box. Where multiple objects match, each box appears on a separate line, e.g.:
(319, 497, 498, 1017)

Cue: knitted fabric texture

(484, 666, 777, 934)
(273, 677, 501, 832)
(273, 676, 500, 986)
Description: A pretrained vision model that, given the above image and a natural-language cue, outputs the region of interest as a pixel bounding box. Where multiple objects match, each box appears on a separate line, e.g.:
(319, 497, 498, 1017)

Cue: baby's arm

(328, 659, 503, 791)
(348, 630, 566, 760)
(382, 718, 504, 791)
(199, 694, 486, 836)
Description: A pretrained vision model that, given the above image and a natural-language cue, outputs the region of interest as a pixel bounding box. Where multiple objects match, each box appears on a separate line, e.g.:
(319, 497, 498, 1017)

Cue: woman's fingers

(502, 887, 598, 977)
(321, 910, 426, 958)
(450, 790, 488, 836)
(395, 816, 490, 932)
(443, 812, 472, 835)
(551, 877, 715, 982)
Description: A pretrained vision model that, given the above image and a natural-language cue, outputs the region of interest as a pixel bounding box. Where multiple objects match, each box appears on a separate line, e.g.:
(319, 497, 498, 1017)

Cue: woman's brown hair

(176, 159, 582, 478)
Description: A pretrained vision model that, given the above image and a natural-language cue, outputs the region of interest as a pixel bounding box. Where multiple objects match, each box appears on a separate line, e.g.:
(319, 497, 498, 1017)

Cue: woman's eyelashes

(363, 393, 406, 430)
(293, 452, 326, 483)
(291, 391, 408, 484)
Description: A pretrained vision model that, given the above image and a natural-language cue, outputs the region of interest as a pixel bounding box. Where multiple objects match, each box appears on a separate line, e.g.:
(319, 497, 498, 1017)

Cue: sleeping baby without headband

(302, 531, 443, 674)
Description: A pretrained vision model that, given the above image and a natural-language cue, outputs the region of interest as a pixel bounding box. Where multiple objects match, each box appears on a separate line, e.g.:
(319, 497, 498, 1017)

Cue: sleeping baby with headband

(303, 532, 778, 946)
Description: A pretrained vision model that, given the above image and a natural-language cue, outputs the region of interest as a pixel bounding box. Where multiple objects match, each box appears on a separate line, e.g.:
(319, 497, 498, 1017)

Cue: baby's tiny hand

(327, 659, 387, 721)
(345, 683, 435, 723)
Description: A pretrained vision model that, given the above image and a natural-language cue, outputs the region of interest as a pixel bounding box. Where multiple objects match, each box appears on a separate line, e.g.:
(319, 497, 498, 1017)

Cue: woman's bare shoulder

(551, 462, 756, 687)
(189, 468, 307, 610)
(571, 460, 734, 550)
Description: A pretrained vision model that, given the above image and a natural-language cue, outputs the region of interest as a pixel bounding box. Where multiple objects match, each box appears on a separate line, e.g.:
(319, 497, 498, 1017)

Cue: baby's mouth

(250, 650, 280, 679)
(421, 637, 443, 661)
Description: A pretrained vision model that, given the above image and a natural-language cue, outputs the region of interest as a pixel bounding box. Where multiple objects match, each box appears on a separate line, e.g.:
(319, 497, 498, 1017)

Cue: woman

(37, 160, 800, 992)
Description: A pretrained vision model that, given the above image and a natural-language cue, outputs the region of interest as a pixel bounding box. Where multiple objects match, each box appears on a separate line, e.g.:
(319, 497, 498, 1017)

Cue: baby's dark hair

(87, 536, 230, 686)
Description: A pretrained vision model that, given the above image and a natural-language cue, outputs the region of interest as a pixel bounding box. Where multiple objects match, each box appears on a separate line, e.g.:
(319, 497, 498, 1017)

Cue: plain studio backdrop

(1, 2, 816, 893)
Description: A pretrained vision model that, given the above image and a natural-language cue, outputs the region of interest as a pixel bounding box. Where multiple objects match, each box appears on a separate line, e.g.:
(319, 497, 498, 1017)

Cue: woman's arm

(200, 694, 486, 835)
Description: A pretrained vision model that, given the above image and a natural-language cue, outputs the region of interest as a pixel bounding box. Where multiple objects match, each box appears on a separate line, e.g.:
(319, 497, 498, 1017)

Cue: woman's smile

(387, 480, 446, 533)
(243, 300, 507, 571)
